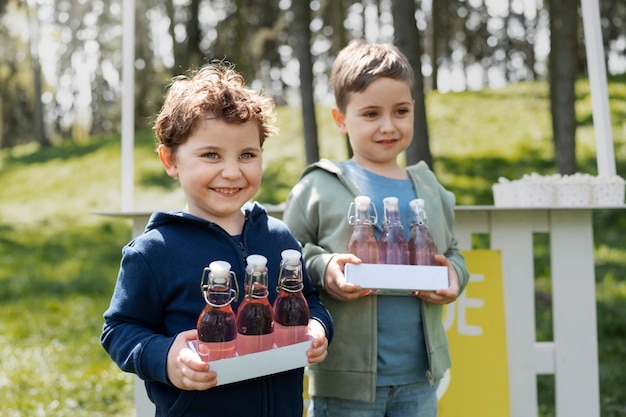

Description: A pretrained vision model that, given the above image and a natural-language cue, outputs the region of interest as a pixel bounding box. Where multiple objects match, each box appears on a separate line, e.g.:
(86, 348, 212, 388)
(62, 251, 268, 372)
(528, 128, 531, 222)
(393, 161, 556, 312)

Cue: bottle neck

(384, 208, 402, 227)
(245, 272, 269, 299)
(356, 211, 372, 223)
(279, 277, 304, 292)
(278, 265, 303, 292)
(410, 207, 427, 227)
(204, 284, 235, 307)
(353, 221, 376, 238)
(355, 219, 373, 227)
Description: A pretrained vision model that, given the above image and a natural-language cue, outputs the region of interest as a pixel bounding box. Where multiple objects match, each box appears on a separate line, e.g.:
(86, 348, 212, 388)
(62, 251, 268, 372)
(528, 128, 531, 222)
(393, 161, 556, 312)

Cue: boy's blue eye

(203, 152, 219, 159)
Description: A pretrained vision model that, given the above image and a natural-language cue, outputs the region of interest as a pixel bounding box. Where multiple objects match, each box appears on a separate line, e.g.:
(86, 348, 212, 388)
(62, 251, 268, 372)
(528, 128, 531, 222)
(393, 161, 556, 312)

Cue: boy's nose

(379, 115, 395, 133)
(221, 160, 242, 179)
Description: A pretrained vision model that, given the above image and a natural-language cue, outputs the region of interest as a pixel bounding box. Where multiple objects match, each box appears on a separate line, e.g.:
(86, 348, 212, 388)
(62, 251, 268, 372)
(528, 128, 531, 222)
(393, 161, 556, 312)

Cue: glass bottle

(408, 198, 438, 266)
(196, 260, 238, 361)
(378, 196, 409, 265)
(273, 249, 310, 347)
(236, 254, 275, 355)
(347, 195, 379, 264)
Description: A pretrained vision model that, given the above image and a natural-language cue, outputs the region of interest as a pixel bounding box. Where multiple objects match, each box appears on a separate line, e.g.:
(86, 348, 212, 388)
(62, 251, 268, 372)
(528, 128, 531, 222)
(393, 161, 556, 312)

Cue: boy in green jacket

(283, 40, 470, 417)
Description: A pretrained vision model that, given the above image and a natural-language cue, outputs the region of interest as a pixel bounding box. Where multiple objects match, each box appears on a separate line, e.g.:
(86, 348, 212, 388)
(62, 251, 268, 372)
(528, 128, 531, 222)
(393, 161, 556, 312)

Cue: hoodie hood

(144, 201, 267, 233)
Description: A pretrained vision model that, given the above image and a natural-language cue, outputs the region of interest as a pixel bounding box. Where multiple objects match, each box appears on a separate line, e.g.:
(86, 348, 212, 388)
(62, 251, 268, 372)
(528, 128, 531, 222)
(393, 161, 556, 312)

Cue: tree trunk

(187, 0, 203, 69)
(166, 0, 203, 74)
(165, 0, 184, 74)
(548, 0, 578, 174)
(391, 0, 433, 169)
(290, 0, 319, 165)
(429, 0, 440, 91)
(31, 57, 49, 147)
(525, 5, 538, 80)
(233, 0, 251, 78)
(326, 0, 351, 158)
(27, 0, 50, 147)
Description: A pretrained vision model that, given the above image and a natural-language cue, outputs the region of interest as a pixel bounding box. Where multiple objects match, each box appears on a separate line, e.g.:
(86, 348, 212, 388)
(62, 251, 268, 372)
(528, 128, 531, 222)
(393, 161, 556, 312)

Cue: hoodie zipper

(237, 240, 247, 264)
(421, 300, 435, 386)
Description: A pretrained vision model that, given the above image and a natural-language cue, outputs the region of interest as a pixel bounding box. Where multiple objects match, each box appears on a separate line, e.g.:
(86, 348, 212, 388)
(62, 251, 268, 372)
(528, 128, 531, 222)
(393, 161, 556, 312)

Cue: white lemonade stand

(106, 1, 619, 415)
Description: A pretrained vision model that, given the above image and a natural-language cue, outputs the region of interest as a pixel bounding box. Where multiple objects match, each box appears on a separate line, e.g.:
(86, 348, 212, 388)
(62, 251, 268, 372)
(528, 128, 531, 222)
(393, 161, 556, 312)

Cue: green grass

(1, 78, 625, 416)
(0, 220, 135, 416)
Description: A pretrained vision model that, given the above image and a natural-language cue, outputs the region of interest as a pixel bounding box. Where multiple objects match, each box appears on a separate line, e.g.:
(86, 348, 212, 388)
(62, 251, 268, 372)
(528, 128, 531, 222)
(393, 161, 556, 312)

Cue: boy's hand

(306, 319, 329, 364)
(166, 329, 217, 391)
(414, 254, 460, 304)
(324, 254, 371, 301)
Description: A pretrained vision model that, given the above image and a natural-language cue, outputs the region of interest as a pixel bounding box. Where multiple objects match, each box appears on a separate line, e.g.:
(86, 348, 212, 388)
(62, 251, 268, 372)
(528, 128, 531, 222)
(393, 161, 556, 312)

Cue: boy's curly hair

(154, 62, 277, 153)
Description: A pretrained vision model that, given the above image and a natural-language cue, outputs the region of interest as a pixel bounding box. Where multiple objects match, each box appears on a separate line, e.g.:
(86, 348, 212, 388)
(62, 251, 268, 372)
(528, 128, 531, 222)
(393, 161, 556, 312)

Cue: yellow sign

(438, 249, 510, 416)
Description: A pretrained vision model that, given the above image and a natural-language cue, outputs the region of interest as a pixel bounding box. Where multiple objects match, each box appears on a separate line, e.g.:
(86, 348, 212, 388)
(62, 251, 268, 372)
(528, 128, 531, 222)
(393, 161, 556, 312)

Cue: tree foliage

(1, 0, 624, 173)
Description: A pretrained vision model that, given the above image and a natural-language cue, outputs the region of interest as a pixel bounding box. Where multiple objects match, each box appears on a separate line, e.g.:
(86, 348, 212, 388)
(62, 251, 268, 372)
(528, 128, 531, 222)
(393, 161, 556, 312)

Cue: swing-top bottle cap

(410, 198, 425, 210)
(383, 196, 399, 207)
(354, 195, 371, 211)
(246, 254, 268, 272)
(208, 260, 231, 283)
(281, 249, 301, 266)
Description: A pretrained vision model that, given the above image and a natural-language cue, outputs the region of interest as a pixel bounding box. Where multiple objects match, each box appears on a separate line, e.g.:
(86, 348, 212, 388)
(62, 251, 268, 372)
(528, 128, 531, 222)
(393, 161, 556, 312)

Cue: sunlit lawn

(1, 78, 625, 416)
(0, 221, 135, 416)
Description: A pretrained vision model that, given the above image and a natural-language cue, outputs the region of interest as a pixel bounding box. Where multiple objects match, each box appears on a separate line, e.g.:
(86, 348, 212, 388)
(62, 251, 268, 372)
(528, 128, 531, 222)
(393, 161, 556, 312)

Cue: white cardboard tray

(345, 263, 448, 295)
(188, 337, 312, 386)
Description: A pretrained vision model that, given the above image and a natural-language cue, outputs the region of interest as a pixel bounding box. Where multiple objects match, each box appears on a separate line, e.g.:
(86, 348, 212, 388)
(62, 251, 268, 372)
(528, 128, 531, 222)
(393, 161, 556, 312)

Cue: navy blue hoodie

(101, 202, 333, 417)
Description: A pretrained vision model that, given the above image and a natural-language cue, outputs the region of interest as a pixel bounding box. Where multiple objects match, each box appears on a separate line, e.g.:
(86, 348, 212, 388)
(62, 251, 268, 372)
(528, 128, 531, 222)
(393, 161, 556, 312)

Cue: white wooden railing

(96, 203, 626, 417)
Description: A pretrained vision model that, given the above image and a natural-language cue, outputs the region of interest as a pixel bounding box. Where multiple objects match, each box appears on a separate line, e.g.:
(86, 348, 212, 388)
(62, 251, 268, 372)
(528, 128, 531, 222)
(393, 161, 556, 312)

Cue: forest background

(1, 0, 626, 416)
(2, 0, 626, 171)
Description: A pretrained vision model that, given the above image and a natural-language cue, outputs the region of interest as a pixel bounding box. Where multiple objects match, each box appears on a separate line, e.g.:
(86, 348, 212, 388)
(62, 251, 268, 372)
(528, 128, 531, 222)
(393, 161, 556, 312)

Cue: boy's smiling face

(159, 118, 263, 231)
(332, 77, 414, 174)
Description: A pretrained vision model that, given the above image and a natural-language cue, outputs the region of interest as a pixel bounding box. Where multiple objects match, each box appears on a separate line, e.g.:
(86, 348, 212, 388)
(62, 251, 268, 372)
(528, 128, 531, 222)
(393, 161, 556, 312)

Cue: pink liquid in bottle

(408, 199, 438, 266)
(347, 196, 379, 264)
(196, 261, 238, 361)
(273, 249, 310, 347)
(197, 309, 238, 361)
(236, 298, 275, 354)
(378, 196, 409, 265)
(273, 287, 309, 346)
(236, 255, 275, 355)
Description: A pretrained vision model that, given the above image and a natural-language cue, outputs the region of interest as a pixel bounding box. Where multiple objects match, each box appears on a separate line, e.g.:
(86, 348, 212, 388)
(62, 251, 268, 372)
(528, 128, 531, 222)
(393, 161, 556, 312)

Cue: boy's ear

(158, 145, 179, 178)
(331, 107, 347, 134)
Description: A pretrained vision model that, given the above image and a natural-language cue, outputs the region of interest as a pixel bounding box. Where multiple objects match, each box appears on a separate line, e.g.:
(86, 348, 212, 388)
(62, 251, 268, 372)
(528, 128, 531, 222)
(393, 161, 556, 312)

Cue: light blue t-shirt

(341, 160, 429, 386)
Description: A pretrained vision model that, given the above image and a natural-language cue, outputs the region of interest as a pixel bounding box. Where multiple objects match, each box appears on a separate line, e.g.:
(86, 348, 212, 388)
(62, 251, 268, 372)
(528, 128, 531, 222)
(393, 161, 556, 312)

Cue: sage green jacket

(283, 159, 469, 403)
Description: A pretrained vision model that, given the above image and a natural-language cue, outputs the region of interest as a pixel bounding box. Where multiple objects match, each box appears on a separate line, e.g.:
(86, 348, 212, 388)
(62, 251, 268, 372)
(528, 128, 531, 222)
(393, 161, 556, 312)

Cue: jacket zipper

(421, 300, 435, 386)
(237, 240, 247, 264)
